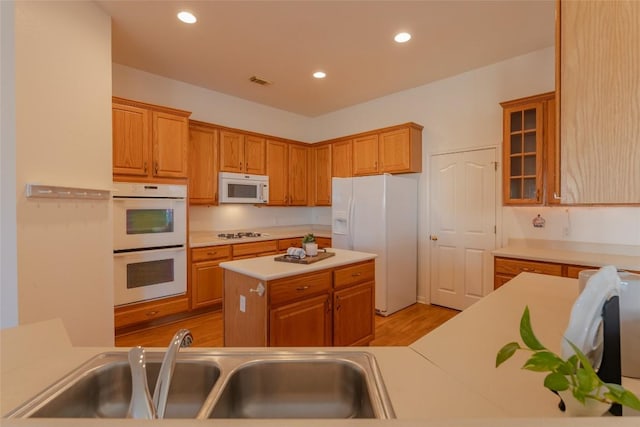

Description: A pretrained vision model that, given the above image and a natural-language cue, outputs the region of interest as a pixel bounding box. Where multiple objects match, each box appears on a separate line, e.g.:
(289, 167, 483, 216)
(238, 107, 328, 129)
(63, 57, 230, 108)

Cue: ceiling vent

(249, 76, 273, 86)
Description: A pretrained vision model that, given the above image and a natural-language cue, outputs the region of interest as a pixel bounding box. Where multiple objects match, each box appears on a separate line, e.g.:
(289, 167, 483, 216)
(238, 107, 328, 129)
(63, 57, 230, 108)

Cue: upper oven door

(113, 197, 186, 251)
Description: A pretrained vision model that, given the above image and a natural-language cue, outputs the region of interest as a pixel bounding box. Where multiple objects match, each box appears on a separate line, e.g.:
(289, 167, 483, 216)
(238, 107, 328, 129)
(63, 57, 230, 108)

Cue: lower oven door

(114, 246, 186, 306)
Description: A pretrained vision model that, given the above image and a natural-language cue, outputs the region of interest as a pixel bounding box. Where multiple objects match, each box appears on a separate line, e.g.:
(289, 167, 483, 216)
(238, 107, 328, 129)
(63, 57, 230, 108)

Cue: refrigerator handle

(347, 196, 355, 250)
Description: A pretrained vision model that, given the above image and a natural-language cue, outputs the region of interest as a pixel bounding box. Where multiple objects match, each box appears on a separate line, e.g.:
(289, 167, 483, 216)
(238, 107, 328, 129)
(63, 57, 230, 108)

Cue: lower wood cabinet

(114, 296, 190, 330)
(224, 259, 375, 347)
(191, 245, 232, 309)
(269, 294, 332, 347)
(494, 256, 640, 289)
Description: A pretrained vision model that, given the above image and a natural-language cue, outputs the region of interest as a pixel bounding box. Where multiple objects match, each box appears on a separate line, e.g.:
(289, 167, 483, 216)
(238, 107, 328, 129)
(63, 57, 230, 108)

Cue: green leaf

(519, 306, 545, 351)
(604, 385, 640, 411)
(544, 372, 570, 391)
(575, 368, 600, 394)
(567, 341, 599, 378)
(522, 351, 565, 372)
(496, 342, 521, 367)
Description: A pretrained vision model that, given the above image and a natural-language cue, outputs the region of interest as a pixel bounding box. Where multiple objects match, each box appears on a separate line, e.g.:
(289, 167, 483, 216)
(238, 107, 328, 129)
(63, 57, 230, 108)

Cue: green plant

(302, 233, 316, 244)
(496, 306, 640, 412)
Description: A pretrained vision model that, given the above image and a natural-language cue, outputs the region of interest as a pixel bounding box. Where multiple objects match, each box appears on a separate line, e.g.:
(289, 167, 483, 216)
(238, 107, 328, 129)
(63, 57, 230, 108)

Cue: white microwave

(219, 172, 269, 204)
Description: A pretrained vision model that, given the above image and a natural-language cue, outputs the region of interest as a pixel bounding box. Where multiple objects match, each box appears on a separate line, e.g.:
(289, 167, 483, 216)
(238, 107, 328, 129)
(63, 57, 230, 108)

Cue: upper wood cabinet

(310, 143, 332, 206)
(558, 0, 640, 204)
(219, 131, 266, 175)
(112, 97, 190, 181)
(327, 122, 423, 178)
(500, 92, 555, 205)
(352, 134, 380, 176)
(331, 139, 353, 177)
(188, 121, 218, 205)
(266, 140, 309, 206)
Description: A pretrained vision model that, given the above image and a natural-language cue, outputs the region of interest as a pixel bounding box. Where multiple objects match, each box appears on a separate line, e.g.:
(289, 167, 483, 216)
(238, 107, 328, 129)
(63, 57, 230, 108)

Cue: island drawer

(269, 271, 332, 306)
(334, 260, 375, 289)
(494, 257, 563, 277)
(192, 245, 232, 262)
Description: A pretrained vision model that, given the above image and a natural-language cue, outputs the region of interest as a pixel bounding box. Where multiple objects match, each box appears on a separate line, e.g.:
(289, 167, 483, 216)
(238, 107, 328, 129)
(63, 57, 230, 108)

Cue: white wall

(190, 205, 330, 231)
(1, 0, 18, 329)
(112, 64, 313, 142)
(503, 206, 640, 246)
(14, 1, 114, 345)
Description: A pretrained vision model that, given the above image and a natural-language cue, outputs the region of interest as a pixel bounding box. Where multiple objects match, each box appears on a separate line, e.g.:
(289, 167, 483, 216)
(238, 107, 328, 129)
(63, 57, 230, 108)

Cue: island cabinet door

(333, 282, 375, 346)
(269, 294, 332, 347)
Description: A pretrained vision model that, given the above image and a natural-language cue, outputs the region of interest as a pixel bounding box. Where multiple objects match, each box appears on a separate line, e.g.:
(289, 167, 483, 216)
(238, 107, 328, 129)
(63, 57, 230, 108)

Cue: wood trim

(112, 96, 191, 117)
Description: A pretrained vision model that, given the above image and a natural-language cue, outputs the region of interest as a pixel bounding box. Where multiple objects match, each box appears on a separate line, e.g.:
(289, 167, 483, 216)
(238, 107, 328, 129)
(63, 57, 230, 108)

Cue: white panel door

(429, 148, 496, 310)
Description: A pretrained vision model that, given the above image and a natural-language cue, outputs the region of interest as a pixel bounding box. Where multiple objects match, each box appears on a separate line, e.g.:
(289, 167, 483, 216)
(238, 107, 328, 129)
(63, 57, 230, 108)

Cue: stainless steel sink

(207, 356, 382, 418)
(6, 351, 394, 420)
(6, 352, 220, 419)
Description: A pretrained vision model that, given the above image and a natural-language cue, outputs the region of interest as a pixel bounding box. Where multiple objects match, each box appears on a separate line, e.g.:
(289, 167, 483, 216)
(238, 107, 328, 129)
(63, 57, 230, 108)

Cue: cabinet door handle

(207, 251, 217, 256)
(154, 161, 159, 175)
(351, 272, 361, 277)
(296, 285, 310, 291)
(146, 310, 159, 317)
(143, 161, 148, 174)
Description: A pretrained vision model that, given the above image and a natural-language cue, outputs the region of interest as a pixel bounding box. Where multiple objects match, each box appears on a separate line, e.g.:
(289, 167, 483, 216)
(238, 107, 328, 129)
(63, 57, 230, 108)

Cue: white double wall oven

(113, 182, 187, 306)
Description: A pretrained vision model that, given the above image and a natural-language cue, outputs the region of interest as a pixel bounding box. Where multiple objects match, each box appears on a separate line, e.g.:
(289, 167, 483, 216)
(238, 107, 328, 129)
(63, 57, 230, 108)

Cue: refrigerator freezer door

(331, 178, 353, 249)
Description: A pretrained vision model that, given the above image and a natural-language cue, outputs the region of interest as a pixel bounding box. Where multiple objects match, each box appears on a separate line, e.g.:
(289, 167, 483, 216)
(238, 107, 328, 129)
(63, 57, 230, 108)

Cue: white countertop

(190, 225, 332, 248)
(493, 239, 640, 271)
(219, 248, 376, 281)
(3, 273, 640, 426)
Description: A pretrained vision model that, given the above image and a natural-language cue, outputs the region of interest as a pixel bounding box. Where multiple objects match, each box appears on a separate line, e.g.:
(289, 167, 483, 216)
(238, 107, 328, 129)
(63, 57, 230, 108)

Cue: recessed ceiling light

(394, 32, 411, 43)
(313, 71, 326, 79)
(177, 11, 197, 24)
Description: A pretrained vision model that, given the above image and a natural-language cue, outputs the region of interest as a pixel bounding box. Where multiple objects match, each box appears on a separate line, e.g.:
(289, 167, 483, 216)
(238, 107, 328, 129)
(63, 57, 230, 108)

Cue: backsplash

(502, 206, 640, 246)
(189, 205, 332, 231)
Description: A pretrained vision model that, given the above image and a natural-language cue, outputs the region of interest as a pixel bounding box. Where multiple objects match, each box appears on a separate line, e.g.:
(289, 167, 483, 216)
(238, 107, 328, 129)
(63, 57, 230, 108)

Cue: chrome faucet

(127, 329, 193, 419)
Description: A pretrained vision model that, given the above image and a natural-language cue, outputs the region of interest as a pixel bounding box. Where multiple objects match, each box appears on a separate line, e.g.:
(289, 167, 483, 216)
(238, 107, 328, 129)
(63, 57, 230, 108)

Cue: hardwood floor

(114, 303, 459, 348)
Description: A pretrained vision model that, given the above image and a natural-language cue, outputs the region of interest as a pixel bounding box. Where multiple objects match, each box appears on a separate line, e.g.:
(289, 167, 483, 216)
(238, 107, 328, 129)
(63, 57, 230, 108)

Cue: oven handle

(113, 245, 185, 257)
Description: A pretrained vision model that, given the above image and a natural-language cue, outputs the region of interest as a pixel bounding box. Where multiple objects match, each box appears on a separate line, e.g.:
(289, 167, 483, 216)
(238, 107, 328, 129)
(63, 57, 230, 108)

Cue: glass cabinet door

(501, 101, 544, 204)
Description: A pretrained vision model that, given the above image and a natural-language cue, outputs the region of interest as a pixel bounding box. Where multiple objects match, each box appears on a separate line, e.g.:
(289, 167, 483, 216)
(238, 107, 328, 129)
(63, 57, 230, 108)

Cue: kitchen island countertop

(219, 248, 375, 281)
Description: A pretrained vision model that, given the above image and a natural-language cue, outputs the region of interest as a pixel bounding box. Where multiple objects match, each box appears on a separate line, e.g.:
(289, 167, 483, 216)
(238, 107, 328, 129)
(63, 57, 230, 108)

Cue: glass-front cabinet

(500, 92, 555, 205)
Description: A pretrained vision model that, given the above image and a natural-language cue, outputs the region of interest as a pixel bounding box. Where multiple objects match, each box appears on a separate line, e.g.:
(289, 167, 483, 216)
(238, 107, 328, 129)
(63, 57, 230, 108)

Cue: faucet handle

(127, 346, 156, 419)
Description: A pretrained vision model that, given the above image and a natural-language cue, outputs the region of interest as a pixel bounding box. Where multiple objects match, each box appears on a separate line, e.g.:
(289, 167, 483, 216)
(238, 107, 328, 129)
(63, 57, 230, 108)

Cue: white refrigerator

(332, 174, 418, 316)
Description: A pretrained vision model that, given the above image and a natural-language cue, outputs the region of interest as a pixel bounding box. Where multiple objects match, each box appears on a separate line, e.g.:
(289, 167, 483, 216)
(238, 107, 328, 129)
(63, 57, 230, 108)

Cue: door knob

(430, 235, 438, 241)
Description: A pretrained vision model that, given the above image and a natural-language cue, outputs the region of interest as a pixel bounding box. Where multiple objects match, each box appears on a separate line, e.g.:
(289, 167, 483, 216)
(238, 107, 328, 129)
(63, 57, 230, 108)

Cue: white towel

(286, 247, 306, 259)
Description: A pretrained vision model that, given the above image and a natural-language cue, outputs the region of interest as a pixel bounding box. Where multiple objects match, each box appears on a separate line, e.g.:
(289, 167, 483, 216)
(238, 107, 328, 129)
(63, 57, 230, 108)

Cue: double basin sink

(5, 351, 395, 419)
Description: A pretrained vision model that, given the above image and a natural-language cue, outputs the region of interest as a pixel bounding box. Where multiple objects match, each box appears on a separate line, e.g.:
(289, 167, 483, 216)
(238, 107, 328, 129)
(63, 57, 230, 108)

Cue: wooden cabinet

(332, 139, 353, 177)
(310, 143, 332, 206)
(231, 240, 278, 259)
(278, 237, 302, 251)
(316, 237, 332, 249)
(219, 130, 266, 175)
(224, 259, 375, 347)
(329, 123, 423, 178)
(500, 92, 555, 205)
(269, 294, 332, 346)
(190, 246, 231, 310)
(558, 0, 640, 204)
(114, 296, 189, 330)
(493, 256, 639, 289)
(352, 134, 380, 176)
(266, 140, 309, 206)
(188, 121, 218, 205)
(112, 97, 190, 181)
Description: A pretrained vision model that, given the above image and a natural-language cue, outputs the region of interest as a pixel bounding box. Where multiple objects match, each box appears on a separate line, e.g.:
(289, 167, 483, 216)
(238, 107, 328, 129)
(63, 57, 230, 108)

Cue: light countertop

(493, 239, 640, 271)
(190, 225, 332, 248)
(3, 273, 640, 426)
(219, 248, 376, 281)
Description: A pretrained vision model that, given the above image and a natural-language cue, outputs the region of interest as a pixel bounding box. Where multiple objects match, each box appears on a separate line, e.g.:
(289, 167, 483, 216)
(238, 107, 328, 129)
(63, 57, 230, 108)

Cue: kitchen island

(220, 248, 377, 347)
(3, 272, 640, 426)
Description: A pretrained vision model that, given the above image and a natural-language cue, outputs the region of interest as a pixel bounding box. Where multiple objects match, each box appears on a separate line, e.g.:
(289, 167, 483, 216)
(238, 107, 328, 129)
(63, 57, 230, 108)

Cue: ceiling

(96, 0, 555, 117)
